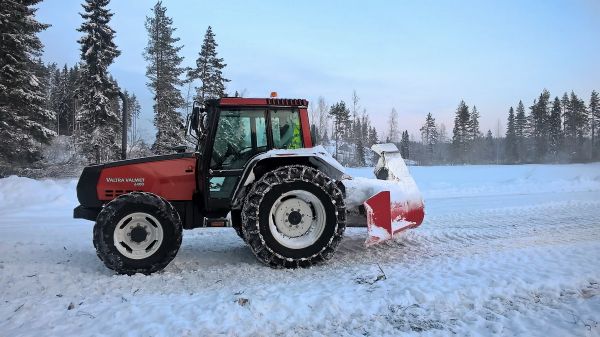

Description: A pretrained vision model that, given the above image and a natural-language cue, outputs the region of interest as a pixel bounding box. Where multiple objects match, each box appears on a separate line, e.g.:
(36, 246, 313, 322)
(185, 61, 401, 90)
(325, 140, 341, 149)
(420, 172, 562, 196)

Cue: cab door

(204, 109, 268, 214)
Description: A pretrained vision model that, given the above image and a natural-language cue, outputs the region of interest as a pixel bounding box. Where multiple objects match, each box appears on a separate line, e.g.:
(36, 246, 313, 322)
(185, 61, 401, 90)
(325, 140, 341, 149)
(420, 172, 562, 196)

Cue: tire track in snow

(334, 197, 600, 268)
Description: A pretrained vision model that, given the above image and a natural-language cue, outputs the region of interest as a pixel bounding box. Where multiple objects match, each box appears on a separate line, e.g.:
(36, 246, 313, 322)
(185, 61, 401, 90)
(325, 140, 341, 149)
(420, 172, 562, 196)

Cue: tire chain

(241, 165, 346, 268)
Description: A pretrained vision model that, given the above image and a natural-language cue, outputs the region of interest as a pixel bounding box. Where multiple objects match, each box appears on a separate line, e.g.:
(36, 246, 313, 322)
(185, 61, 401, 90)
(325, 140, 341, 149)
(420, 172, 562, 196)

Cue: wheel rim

(268, 190, 327, 249)
(113, 212, 164, 260)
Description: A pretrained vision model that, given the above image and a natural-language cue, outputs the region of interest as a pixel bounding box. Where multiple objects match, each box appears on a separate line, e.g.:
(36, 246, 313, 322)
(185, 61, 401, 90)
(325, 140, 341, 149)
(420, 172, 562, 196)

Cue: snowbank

(0, 176, 78, 213)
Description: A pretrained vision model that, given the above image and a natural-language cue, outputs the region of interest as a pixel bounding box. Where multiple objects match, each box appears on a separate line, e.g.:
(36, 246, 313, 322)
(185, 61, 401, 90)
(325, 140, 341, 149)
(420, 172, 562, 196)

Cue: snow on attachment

(348, 143, 425, 246)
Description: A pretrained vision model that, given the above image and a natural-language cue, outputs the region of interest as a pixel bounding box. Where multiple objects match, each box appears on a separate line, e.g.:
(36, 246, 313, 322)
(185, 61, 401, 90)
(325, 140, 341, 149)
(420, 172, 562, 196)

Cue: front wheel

(93, 192, 183, 275)
(242, 165, 346, 268)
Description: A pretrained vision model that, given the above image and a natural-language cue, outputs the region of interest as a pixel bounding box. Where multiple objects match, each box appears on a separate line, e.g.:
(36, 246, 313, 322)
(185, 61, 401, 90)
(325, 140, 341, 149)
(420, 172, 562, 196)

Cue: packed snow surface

(1, 163, 600, 336)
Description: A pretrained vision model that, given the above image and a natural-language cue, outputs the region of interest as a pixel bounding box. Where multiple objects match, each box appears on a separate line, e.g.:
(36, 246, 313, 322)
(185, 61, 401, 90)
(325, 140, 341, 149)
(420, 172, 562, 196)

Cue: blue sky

(36, 0, 600, 141)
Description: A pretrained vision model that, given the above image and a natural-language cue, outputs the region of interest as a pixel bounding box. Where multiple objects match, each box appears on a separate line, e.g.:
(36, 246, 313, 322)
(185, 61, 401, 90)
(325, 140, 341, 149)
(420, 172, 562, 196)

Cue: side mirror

(190, 107, 200, 134)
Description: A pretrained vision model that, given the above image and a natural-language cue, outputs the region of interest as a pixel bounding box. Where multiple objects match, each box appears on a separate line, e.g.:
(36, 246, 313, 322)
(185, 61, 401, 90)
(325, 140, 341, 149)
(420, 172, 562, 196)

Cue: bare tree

(387, 108, 399, 143)
(438, 123, 447, 144)
(314, 96, 330, 144)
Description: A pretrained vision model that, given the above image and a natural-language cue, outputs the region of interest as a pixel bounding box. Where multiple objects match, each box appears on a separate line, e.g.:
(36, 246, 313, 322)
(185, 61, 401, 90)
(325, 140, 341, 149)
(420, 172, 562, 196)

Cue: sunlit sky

(37, 0, 600, 141)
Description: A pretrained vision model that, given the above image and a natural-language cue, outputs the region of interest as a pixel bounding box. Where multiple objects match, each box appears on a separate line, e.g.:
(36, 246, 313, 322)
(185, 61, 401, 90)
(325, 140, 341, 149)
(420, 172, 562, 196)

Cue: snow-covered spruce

(188, 26, 229, 102)
(76, 0, 121, 163)
(241, 165, 346, 268)
(94, 192, 182, 275)
(144, 2, 186, 154)
(0, 0, 55, 165)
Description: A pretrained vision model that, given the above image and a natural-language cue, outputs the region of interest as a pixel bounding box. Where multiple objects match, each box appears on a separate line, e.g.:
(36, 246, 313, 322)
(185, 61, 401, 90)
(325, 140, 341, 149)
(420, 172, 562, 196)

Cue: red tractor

(74, 97, 424, 274)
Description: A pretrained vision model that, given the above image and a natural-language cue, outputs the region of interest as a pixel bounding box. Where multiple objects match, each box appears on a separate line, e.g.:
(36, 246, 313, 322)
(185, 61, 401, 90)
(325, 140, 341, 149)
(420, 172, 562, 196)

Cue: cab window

(211, 110, 267, 170)
(270, 109, 302, 149)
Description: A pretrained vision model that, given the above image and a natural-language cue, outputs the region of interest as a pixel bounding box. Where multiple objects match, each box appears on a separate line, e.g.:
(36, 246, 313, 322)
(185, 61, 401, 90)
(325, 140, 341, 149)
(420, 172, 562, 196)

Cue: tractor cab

(188, 98, 314, 218)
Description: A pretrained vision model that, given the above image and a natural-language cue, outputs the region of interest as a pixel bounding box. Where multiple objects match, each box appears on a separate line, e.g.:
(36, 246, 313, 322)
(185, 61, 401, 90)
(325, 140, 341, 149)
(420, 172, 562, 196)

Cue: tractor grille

(104, 190, 137, 198)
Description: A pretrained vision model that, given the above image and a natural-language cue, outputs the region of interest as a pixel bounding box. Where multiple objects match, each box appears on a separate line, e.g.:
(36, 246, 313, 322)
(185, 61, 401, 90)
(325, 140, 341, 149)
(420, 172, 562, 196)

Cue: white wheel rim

(268, 190, 327, 249)
(113, 212, 164, 260)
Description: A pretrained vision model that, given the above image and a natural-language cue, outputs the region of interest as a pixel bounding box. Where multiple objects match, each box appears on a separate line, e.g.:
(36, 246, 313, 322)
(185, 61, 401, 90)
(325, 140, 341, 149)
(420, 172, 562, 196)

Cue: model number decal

(106, 177, 145, 186)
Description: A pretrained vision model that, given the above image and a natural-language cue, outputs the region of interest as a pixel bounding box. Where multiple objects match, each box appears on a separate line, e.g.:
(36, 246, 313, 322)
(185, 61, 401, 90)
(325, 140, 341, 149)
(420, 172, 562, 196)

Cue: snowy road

(1, 164, 599, 336)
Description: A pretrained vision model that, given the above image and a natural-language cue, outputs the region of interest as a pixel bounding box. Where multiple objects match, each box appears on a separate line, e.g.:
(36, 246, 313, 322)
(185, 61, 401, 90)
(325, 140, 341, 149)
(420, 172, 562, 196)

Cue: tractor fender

(231, 146, 347, 209)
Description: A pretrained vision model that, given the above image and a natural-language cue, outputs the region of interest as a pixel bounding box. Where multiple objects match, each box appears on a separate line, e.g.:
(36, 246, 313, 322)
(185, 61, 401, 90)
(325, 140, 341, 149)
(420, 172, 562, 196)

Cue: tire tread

(241, 165, 346, 268)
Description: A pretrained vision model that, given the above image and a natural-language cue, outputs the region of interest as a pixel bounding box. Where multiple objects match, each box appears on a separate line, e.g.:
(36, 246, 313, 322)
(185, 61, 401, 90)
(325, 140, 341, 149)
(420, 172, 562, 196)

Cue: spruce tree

(368, 126, 378, 147)
(505, 107, 517, 163)
(144, 1, 186, 154)
(469, 106, 481, 140)
(65, 64, 80, 135)
(468, 105, 481, 163)
(34, 60, 53, 120)
(322, 128, 330, 144)
(563, 92, 575, 151)
(514, 100, 527, 162)
(548, 97, 562, 161)
(573, 92, 588, 160)
(452, 100, 470, 163)
(49, 65, 73, 135)
(530, 89, 550, 161)
(561, 93, 570, 113)
(400, 131, 410, 159)
(590, 90, 599, 159)
(563, 91, 588, 161)
(77, 0, 121, 163)
(420, 113, 438, 163)
(361, 113, 369, 143)
(0, 0, 55, 164)
(48, 67, 62, 133)
(188, 26, 229, 102)
(328, 101, 350, 160)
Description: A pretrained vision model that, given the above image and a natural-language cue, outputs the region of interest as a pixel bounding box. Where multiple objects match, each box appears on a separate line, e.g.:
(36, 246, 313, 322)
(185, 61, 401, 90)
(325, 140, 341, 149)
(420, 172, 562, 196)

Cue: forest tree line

(1, 0, 229, 168)
(309, 88, 599, 166)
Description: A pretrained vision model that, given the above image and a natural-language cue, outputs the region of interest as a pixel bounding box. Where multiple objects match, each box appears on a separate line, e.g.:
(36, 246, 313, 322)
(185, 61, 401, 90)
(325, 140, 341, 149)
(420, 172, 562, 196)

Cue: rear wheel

(93, 192, 183, 275)
(242, 165, 346, 268)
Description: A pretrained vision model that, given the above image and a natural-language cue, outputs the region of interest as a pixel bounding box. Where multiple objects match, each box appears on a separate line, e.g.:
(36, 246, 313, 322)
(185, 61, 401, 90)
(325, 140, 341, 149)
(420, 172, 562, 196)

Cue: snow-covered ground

(1, 163, 600, 336)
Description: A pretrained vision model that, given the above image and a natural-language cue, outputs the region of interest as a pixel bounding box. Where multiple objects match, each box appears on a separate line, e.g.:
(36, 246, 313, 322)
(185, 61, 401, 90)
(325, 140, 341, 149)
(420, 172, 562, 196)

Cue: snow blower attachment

(343, 143, 425, 246)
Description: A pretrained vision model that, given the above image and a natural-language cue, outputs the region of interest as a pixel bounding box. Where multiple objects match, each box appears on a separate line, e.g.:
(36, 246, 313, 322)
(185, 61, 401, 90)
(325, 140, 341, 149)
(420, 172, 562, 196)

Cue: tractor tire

(241, 165, 346, 268)
(93, 192, 183, 275)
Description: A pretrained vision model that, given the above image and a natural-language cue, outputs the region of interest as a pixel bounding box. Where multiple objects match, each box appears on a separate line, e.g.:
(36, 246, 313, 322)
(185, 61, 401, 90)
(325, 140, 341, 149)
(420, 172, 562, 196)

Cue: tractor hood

(76, 152, 197, 208)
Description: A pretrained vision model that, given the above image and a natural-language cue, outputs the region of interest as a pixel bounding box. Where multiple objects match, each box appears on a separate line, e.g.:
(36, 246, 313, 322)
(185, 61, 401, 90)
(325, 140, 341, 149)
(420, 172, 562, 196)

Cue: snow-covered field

(1, 163, 600, 336)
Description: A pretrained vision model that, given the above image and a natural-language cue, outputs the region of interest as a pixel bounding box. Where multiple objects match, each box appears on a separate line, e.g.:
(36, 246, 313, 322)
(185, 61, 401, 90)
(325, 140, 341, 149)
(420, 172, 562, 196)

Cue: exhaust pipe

(118, 91, 128, 160)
